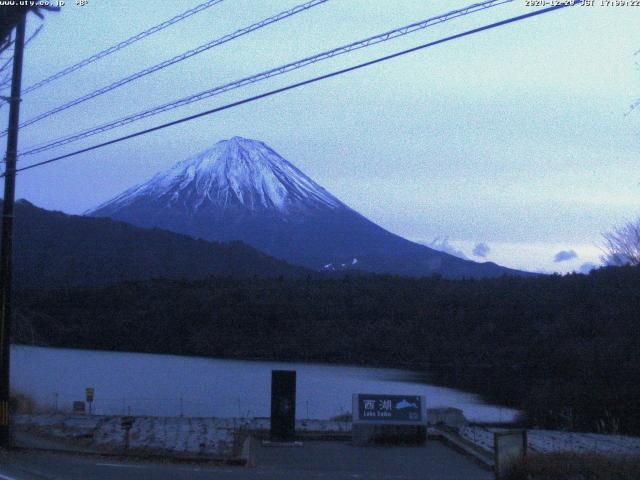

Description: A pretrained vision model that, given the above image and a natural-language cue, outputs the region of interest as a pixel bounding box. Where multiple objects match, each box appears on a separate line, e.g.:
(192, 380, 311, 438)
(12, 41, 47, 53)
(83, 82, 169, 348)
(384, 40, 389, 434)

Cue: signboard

(270, 370, 296, 442)
(494, 430, 527, 478)
(353, 394, 426, 425)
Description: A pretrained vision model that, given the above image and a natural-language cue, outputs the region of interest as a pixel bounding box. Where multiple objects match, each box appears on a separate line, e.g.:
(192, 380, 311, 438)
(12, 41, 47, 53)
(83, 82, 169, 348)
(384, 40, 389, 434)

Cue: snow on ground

(460, 425, 640, 456)
(14, 414, 238, 458)
(459, 426, 495, 452)
(93, 417, 235, 455)
(13, 415, 352, 458)
(21, 413, 639, 459)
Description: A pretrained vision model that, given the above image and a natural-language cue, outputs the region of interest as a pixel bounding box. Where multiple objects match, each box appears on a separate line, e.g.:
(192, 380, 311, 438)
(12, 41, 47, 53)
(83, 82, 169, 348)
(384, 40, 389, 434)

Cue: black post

(0, 14, 26, 448)
(270, 370, 296, 442)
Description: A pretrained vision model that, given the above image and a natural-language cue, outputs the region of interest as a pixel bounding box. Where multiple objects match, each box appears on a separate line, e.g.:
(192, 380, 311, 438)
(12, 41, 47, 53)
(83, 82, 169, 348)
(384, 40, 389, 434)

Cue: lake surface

(11, 345, 518, 422)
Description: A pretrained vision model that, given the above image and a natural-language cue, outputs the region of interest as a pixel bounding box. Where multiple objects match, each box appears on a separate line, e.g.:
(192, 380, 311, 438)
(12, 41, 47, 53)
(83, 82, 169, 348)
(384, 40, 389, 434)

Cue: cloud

(424, 237, 468, 260)
(472, 242, 490, 258)
(578, 262, 598, 274)
(553, 250, 578, 262)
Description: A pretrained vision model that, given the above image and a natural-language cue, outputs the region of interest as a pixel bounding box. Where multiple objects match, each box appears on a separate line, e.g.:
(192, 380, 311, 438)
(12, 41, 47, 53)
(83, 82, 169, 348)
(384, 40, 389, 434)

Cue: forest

(11, 264, 640, 434)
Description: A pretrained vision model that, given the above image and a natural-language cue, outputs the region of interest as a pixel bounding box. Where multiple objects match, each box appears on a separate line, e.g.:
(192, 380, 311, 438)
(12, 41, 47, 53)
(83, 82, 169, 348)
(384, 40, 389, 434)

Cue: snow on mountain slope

(88, 137, 346, 217)
(88, 136, 531, 278)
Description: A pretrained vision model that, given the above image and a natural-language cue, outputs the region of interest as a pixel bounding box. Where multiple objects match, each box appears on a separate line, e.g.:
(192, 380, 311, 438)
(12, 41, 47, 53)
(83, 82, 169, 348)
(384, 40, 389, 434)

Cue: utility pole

(0, 14, 26, 448)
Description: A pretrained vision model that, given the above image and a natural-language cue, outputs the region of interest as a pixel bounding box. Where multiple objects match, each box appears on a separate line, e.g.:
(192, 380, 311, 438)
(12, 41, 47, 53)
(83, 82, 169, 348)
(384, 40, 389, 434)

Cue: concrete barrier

(427, 408, 467, 430)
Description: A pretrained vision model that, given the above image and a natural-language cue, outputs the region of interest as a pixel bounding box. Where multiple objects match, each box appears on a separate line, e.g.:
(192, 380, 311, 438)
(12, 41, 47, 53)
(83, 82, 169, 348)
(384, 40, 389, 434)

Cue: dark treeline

(3, 200, 308, 289)
(11, 265, 640, 434)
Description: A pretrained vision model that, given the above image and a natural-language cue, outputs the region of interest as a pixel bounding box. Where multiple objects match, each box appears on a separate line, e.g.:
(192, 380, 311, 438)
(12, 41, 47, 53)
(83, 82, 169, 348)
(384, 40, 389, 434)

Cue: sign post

(85, 387, 94, 415)
(120, 416, 134, 450)
(352, 394, 426, 445)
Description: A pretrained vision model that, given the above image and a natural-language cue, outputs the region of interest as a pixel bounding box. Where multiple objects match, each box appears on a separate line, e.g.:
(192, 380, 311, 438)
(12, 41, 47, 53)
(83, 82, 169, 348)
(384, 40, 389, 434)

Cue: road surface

(0, 440, 492, 479)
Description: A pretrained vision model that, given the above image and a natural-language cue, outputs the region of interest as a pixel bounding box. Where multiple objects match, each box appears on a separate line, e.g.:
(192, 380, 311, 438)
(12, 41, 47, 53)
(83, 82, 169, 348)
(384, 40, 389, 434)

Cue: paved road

(0, 441, 492, 479)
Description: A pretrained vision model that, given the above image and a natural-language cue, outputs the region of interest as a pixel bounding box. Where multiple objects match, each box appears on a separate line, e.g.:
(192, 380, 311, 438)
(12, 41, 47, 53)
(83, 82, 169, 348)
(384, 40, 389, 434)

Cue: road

(0, 440, 493, 479)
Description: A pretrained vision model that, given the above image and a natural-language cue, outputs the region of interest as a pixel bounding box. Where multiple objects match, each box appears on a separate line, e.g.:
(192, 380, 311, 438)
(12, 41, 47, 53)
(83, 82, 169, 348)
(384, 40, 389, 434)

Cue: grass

(503, 452, 640, 480)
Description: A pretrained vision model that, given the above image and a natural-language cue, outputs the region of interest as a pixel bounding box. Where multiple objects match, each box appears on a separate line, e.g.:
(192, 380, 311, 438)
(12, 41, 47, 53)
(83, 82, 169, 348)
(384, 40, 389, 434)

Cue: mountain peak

(217, 136, 268, 155)
(87, 137, 346, 216)
(87, 136, 531, 278)
(227, 135, 261, 146)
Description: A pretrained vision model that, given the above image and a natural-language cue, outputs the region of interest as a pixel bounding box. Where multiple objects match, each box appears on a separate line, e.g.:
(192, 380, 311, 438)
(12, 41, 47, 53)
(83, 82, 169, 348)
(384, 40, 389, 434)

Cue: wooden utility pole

(0, 14, 26, 448)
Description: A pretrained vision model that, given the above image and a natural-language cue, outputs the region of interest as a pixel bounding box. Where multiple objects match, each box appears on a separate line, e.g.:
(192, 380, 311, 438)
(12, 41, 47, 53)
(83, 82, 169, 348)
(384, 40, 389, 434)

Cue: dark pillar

(270, 370, 296, 442)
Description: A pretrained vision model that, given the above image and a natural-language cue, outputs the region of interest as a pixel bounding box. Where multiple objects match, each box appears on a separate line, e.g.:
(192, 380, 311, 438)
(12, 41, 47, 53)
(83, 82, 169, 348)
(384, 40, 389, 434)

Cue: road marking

(96, 463, 204, 473)
(95, 463, 147, 469)
(0, 473, 19, 480)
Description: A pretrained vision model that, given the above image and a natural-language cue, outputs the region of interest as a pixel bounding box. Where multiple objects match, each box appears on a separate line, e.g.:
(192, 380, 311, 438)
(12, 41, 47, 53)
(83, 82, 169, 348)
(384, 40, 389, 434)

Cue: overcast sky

(1, 0, 639, 273)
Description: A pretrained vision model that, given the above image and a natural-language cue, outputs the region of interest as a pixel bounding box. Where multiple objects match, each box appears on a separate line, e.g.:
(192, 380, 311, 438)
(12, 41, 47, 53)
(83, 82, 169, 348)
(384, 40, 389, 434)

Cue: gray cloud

(472, 242, 490, 258)
(554, 250, 578, 262)
(578, 262, 598, 274)
(424, 237, 468, 260)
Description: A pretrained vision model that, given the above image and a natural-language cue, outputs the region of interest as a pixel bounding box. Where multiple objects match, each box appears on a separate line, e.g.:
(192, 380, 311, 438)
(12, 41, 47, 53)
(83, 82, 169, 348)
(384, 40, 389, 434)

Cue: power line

(0, 55, 13, 78)
(19, 0, 515, 157)
(12, 0, 226, 100)
(6, 1, 580, 177)
(0, 24, 42, 94)
(0, 40, 12, 57)
(24, 23, 43, 48)
(0, 31, 13, 81)
(4, 0, 329, 136)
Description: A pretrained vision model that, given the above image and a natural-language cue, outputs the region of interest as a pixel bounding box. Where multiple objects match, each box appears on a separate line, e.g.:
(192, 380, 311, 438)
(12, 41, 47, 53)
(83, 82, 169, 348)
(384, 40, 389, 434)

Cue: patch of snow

(460, 425, 640, 456)
(15, 414, 237, 457)
(14, 414, 352, 457)
(86, 136, 348, 216)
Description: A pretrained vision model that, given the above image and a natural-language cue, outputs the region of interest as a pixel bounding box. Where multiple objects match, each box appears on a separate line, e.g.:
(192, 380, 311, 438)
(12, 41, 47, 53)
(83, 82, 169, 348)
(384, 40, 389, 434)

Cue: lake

(10, 345, 518, 422)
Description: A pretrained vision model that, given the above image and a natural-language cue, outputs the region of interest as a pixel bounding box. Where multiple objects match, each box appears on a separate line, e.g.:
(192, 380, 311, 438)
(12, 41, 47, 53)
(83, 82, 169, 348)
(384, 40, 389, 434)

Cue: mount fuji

(87, 136, 528, 278)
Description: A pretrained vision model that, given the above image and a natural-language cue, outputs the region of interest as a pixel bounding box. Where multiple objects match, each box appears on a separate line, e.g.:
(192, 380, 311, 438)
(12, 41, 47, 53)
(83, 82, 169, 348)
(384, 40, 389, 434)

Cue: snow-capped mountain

(93, 137, 346, 217)
(87, 137, 529, 278)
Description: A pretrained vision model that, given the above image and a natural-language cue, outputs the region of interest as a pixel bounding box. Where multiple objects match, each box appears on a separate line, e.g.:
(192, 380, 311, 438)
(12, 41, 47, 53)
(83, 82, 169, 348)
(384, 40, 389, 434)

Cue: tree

(602, 218, 640, 266)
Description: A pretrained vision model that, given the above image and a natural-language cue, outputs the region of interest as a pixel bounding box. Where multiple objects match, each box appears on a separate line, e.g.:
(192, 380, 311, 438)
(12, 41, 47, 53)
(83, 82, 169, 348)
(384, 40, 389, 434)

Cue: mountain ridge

(88, 136, 533, 279)
(4, 199, 308, 289)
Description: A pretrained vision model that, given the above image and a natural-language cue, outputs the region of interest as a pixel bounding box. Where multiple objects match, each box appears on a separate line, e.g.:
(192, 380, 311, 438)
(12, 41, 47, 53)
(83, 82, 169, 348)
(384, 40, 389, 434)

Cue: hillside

(4, 199, 307, 289)
(88, 137, 532, 279)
